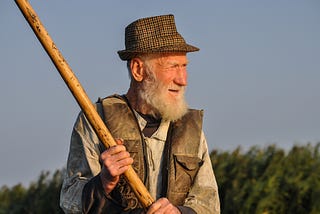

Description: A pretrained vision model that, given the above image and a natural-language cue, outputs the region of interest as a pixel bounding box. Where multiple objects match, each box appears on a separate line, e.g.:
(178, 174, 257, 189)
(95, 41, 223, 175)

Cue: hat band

(125, 34, 186, 51)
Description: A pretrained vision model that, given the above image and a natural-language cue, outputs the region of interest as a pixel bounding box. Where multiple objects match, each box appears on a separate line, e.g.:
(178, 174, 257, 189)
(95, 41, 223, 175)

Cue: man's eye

(173, 64, 181, 69)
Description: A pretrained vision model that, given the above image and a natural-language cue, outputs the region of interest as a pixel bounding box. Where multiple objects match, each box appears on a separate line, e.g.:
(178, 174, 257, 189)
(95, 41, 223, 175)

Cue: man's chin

(159, 100, 188, 122)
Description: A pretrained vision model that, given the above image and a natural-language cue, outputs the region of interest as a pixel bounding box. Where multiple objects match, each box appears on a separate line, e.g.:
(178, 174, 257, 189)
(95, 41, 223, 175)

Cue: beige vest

(98, 95, 204, 209)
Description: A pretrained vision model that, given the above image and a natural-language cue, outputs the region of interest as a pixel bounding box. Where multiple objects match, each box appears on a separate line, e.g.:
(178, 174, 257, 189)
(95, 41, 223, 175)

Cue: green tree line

(212, 143, 320, 214)
(1, 143, 319, 214)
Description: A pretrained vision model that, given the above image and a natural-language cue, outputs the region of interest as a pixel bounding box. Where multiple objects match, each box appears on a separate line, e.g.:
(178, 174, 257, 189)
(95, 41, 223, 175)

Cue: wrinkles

(60, 174, 88, 213)
(74, 112, 102, 176)
(61, 112, 103, 213)
(181, 133, 220, 214)
(144, 135, 166, 200)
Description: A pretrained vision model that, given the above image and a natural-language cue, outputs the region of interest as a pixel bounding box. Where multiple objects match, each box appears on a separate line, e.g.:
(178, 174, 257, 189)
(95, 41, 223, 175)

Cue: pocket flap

(174, 155, 203, 171)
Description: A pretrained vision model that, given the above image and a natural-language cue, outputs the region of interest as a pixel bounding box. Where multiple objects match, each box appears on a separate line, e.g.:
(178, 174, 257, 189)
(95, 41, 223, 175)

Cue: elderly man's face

(138, 53, 189, 121)
(151, 53, 188, 99)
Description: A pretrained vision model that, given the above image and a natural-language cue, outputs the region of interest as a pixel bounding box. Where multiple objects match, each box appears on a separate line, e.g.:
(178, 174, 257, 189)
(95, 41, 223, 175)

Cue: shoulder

(178, 108, 204, 125)
(97, 94, 127, 106)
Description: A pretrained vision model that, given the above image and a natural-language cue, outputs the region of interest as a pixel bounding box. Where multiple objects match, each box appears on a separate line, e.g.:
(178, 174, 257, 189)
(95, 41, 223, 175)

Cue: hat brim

(117, 44, 199, 61)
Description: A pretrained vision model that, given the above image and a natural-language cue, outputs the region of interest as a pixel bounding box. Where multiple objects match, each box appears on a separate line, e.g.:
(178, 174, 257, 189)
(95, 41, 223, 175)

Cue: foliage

(211, 142, 320, 214)
(0, 170, 64, 214)
(1, 143, 320, 213)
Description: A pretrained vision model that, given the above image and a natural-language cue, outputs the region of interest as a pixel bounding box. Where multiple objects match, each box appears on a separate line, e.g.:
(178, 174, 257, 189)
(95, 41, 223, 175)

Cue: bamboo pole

(15, 0, 154, 208)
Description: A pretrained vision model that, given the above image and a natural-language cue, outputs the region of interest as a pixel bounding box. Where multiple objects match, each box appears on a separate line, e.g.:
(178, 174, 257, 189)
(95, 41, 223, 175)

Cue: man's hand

(146, 198, 181, 214)
(99, 139, 133, 194)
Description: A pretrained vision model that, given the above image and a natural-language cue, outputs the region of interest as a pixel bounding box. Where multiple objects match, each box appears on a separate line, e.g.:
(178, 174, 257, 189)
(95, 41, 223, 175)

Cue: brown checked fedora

(117, 14, 199, 60)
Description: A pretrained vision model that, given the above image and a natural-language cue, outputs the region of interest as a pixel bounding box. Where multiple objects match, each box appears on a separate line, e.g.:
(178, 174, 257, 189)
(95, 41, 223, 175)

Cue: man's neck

(126, 87, 160, 118)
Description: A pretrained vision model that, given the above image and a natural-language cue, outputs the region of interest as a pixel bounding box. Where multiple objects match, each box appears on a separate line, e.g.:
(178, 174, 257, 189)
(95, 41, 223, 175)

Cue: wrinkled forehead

(147, 53, 188, 66)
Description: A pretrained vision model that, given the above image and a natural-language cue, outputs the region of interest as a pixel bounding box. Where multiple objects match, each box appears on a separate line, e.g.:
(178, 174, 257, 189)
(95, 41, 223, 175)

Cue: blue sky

(1, 0, 319, 187)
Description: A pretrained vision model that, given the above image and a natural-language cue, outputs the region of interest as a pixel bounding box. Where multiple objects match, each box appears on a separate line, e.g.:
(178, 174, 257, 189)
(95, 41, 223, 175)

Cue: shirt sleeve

(60, 112, 102, 213)
(183, 132, 221, 214)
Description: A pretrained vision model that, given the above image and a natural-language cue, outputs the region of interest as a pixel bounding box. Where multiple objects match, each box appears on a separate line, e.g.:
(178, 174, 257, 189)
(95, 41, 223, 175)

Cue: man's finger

(115, 138, 124, 145)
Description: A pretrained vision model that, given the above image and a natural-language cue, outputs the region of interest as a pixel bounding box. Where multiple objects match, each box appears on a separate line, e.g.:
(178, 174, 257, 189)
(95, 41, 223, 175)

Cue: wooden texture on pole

(15, 0, 154, 208)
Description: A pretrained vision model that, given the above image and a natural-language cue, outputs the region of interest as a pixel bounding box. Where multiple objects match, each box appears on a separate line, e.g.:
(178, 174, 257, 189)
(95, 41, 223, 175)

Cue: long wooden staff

(15, 0, 154, 208)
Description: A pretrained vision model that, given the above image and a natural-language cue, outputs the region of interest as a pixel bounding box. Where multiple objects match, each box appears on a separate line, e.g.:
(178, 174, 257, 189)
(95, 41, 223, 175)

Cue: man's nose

(174, 68, 188, 86)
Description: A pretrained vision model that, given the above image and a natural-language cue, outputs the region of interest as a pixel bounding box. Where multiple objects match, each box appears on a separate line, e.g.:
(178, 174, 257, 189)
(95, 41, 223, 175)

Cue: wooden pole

(14, 0, 154, 208)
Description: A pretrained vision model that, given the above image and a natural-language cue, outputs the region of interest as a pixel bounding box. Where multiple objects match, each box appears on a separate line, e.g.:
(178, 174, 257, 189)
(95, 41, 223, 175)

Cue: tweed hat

(117, 14, 199, 60)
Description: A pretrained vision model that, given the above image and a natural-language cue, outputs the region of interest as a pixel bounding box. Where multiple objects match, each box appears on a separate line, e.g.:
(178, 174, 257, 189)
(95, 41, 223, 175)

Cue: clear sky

(1, 0, 319, 187)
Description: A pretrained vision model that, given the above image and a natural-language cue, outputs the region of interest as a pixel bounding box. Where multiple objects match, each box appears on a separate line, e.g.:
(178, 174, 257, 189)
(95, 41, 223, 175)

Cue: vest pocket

(172, 154, 203, 192)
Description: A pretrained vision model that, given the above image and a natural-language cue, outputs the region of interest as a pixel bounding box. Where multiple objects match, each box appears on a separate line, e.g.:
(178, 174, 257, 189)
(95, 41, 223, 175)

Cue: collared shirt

(133, 111, 170, 200)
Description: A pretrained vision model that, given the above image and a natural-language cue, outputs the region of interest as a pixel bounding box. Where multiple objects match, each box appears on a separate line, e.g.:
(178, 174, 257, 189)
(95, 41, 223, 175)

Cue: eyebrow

(166, 60, 189, 66)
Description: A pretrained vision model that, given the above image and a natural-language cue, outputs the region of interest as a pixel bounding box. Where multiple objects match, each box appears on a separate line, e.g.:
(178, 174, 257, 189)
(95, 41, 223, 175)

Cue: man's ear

(130, 58, 144, 82)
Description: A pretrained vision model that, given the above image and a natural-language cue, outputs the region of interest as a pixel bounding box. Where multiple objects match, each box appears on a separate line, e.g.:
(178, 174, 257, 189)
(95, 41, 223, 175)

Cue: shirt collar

(133, 110, 170, 141)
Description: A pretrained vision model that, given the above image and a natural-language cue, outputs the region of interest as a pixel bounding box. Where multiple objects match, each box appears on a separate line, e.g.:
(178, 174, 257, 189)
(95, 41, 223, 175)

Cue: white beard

(138, 68, 188, 122)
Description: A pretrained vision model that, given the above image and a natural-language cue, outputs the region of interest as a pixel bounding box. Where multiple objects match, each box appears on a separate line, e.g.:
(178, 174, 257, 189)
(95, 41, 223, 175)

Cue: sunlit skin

(99, 139, 133, 194)
(151, 53, 188, 100)
(100, 53, 187, 214)
(127, 52, 188, 116)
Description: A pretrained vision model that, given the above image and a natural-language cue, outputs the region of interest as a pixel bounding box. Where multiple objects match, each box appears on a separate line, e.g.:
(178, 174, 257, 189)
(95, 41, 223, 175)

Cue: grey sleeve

(60, 112, 102, 213)
(183, 132, 221, 214)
